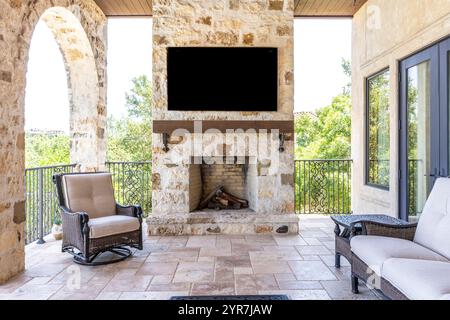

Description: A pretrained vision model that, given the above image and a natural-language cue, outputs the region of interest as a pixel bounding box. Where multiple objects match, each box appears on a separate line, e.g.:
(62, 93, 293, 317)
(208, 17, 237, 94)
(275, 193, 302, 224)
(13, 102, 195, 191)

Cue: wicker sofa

(350, 178, 450, 300)
(53, 172, 143, 265)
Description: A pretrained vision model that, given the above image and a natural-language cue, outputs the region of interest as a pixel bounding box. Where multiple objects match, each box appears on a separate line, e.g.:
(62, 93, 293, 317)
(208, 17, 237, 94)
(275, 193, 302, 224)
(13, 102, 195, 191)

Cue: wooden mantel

(152, 120, 294, 135)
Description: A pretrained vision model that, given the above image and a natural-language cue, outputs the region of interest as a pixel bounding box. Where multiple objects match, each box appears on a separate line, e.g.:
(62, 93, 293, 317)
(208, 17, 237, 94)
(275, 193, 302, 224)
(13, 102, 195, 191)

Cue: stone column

(0, 0, 106, 284)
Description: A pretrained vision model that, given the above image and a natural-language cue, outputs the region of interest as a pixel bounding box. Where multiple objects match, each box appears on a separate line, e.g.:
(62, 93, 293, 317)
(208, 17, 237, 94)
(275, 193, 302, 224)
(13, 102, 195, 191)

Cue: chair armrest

(60, 206, 89, 230)
(351, 220, 418, 241)
(116, 204, 143, 222)
(60, 207, 90, 251)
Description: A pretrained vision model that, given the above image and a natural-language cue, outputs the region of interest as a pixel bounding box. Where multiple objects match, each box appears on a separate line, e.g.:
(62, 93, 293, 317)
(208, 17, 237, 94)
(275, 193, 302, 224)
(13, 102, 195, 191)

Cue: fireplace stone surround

(147, 0, 299, 235)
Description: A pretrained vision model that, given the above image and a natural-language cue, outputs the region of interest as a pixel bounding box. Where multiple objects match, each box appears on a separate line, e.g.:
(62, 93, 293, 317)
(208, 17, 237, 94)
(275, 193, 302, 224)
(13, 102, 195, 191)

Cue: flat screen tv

(167, 47, 278, 111)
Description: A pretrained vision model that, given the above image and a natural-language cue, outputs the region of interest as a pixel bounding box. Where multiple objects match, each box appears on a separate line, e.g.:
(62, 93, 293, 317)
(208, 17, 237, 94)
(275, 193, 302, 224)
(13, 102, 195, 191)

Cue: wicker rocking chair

(53, 172, 143, 265)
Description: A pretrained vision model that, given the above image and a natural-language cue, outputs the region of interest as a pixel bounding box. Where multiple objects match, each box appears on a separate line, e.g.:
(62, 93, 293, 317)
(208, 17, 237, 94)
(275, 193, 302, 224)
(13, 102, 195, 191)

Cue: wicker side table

(331, 215, 408, 268)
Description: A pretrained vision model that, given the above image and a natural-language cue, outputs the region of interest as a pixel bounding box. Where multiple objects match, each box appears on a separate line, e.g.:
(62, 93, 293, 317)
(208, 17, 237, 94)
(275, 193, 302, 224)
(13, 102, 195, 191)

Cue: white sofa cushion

(382, 258, 450, 300)
(414, 178, 450, 260)
(351, 235, 447, 276)
(88, 215, 140, 239)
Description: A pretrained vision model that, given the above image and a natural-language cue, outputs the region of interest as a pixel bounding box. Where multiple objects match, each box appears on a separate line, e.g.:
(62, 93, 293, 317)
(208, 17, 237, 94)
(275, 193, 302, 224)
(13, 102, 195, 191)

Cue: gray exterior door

(399, 38, 450, 222)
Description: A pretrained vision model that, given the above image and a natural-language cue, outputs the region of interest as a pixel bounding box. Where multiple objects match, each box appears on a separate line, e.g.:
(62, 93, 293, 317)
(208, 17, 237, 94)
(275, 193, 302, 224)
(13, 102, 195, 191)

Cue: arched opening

(24, 7, 100, 245)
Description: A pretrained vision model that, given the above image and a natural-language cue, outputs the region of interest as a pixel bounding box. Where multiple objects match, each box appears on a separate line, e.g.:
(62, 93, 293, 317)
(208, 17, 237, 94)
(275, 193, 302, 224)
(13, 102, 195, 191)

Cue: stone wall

(150, 0, 297, 234)
(351, 0, 450, 216)
(0, 0, 106, 283)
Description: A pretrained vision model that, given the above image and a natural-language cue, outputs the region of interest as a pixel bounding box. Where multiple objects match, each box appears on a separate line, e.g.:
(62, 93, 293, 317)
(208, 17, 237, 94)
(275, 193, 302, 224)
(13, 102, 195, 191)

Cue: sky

(24, 18, 351, 133)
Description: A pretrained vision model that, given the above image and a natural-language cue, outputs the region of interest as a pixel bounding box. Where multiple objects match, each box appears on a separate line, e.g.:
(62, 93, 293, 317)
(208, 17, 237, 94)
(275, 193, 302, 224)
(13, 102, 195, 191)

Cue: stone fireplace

(147, 0, 299, 235)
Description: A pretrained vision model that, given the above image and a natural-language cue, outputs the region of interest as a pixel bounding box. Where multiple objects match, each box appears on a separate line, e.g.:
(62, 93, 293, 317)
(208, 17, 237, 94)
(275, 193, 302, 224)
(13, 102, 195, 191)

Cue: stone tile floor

(0, 215, 380, 300)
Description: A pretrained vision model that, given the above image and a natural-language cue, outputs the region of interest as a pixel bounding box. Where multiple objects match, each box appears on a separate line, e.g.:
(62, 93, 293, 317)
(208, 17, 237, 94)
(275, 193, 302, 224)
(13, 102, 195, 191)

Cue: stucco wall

(352, 0, 450, 216)
(0, 0, 106, 283)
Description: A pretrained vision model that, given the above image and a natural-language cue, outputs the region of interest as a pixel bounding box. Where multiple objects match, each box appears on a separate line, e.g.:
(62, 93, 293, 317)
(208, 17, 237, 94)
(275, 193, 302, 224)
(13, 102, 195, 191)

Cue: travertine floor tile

(296, 245, 331, 256)
(288, 261, 337, 281)
(252, 261, 292, 274)
(102, 275, 153, 292)
(191, 282, 235, 296)
(186, 236, 217, 248)
(277, 280, 323, 290)
(138, 262, 178, 276)
(173, 262, 214, 283)
(321, 280, 378, 300)
(249, 249, 302, 261)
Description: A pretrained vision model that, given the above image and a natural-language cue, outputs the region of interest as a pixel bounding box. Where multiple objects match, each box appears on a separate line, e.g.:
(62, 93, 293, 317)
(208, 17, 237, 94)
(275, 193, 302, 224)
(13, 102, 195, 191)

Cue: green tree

(295, 58, 352, 160)
(25, 133, 70, 168)
(107, 75, 152, 162)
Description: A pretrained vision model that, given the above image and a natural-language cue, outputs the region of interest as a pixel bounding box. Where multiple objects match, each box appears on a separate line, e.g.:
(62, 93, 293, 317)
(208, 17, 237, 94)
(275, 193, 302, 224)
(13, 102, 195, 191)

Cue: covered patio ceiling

(94, 0, 367, 17)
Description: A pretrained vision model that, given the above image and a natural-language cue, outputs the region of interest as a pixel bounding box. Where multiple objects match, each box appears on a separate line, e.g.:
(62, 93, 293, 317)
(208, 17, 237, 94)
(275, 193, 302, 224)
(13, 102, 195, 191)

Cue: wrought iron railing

(106, 161, 152, 216)
(25, 164, 76, 244)
(295, 160, 352, 214)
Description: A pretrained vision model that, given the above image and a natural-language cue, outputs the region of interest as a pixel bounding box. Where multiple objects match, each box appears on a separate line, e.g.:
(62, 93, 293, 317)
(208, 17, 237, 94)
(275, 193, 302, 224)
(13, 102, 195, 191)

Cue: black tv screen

(167, 47, 278, 111)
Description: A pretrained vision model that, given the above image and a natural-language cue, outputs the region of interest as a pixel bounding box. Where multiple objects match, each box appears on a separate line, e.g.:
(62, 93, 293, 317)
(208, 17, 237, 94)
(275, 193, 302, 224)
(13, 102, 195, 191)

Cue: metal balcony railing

(295, 159, 353, 214)
(105, 161, 152, 216)
(25, 164, 76, 244)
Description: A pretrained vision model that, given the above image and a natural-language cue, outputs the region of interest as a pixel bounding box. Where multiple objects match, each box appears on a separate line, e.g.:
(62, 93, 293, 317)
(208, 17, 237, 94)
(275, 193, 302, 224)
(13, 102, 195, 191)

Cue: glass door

(440, 39, 450, 180)
(399, 46, 439, 221)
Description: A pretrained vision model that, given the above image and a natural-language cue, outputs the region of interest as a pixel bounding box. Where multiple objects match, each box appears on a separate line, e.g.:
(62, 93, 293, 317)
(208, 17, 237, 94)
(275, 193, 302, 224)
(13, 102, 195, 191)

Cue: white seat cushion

(88, 215, 140, 239)
(382, 258, 450, 300)
(351, 235, 447, 276)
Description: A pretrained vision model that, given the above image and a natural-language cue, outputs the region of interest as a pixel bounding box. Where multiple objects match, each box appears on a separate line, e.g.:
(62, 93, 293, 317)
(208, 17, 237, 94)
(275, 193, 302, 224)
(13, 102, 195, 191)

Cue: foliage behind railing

(295, 160, 352, 214)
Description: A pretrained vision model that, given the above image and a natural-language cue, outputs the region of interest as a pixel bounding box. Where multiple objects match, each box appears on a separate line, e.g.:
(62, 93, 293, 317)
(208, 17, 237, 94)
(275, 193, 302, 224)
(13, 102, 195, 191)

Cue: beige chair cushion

(351, 235, 448, 276)
(414, 178, 450, 260)
(63, 173, 116, 219)
(88, 215, 140, 239)
(382, 258, 450, 300)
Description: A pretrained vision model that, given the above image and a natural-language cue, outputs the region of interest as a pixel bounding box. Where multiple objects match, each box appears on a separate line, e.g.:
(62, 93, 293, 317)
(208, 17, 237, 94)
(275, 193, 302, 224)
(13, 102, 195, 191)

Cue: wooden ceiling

(294, 0, 368, 17)
(94, 0, 152, 16)
(93, 0, 367, 17)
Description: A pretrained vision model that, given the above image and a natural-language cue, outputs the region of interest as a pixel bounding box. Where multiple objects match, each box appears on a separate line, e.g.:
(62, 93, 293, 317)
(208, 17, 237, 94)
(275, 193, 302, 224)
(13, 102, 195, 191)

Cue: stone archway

(0, 0, 107, 283)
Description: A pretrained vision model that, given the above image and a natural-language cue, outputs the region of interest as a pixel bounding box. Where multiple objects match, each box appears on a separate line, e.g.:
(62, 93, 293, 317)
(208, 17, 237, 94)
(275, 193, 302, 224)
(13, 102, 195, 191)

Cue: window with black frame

(366, 69, 390, 189)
